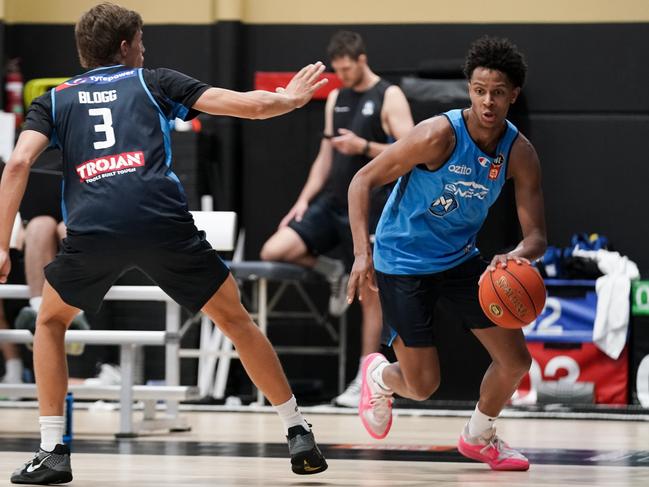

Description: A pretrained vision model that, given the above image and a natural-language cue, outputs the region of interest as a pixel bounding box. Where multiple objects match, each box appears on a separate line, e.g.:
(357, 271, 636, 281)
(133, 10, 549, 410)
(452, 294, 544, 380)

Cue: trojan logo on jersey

(428, 185, 458, 217)
(76, 151, 145, 182)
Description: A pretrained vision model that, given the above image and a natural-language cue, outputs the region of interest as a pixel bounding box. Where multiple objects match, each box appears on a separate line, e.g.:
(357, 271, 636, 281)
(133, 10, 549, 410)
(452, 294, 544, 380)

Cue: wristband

(362, 139, 371, 157)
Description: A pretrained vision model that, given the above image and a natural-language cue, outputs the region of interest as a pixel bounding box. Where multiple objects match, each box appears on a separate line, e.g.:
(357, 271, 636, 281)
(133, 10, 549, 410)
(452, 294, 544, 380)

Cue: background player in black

(260, 31, 413, 407)
(0, 3, 328, 484)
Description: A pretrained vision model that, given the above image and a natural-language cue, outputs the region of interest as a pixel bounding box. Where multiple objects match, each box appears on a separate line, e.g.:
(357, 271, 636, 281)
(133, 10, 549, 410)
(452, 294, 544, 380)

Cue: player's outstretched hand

(277, 62, 328, 108)
(347, 252, 378, 304)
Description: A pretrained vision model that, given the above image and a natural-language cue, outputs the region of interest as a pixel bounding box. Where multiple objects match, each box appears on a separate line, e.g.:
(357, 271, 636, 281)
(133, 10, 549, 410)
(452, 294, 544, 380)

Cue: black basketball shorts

(44, 230, 230, 314)
(376, 255, 495, 347)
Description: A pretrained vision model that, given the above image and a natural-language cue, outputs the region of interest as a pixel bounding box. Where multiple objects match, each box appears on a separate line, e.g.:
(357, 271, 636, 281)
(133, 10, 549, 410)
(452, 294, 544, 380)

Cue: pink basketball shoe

(457, 424, 530, 471)
(358, 353, 393, 439)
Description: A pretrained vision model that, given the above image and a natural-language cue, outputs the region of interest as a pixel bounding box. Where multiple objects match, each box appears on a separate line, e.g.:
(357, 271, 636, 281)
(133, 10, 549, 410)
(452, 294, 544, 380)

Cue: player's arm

(487, 135, 547, 273)
(382, 85, 414, 141)
(277, 89, 337, 228)
(193, 62, 327, 120)
(0, 130, 50, 282)
(346, 116, 454, 302)
(330, 85, 414, 158)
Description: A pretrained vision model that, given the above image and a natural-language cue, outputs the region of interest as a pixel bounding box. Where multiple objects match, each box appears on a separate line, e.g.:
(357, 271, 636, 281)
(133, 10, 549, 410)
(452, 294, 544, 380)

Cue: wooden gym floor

(0, 407, 648, 486)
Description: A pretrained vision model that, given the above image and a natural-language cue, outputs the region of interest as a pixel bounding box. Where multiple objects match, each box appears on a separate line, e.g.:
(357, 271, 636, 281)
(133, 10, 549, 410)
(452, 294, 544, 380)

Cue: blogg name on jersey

(78, 90, 117, 104)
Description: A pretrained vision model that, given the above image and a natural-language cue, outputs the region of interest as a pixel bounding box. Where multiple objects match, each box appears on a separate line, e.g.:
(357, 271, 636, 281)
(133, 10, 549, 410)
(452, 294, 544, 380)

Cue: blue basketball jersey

(373, 109, 519, 274)
(49, 65, 193, 238)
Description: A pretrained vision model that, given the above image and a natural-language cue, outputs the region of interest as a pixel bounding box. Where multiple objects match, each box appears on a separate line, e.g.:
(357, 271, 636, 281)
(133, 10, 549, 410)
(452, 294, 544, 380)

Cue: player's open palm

(0, 249, 11, 284)
(278, 62, 328, 108)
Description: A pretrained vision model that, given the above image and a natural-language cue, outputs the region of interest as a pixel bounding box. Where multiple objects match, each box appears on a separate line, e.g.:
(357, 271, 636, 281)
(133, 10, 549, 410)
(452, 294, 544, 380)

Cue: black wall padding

(400, 77, 470, 123)
(416, 58, 464, 79)
(529, 114, 649, 267)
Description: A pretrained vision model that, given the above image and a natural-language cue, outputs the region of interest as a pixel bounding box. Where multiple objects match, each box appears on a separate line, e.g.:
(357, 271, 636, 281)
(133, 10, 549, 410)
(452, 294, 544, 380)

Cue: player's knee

(260, 240, 280, 262)
(215, 313, 256, 342)
(407, 376, 440, 401)
(35, 313, 69, 333)
(25, 215, 58, 239)
(505, 350, 532, 379)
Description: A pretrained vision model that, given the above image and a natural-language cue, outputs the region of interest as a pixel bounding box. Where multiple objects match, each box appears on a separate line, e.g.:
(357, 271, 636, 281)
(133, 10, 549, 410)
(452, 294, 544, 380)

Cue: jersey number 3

(89, 107, 115, 150)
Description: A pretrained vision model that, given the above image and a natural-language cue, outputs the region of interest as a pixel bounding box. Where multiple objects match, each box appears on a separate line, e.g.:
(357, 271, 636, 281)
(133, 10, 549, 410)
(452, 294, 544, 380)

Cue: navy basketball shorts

(376, 255, 495, 348)
(44, 230, 230, 314)
(287, 194, 354, 268)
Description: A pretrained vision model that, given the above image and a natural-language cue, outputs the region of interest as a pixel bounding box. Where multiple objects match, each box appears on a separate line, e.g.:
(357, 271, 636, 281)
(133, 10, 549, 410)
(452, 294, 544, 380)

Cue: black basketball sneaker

(287, 424, 328, 475)
(11, 444, 73, 485)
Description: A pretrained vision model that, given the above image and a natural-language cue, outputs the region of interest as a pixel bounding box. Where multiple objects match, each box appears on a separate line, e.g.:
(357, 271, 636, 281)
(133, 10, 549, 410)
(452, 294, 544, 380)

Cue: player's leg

(332, 283, 382, 407)
(456, 326, 531, 471)
(358, 271, 440, 438)
(0, 300, 23, 384)
(11, 281, 78, 485)
(14, 216, 59, 333)
(260, 226, 315, 267)
(261, 196, 346, 313)
(471, 327, 531, 418)
(442, 256, 531, 470)
(143, 234, 327, 475)
(201, 275, 327, 474)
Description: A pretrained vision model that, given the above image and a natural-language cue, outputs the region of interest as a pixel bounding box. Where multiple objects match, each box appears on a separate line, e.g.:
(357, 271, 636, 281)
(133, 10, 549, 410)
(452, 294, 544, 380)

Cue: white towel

(573, 249, 640, 359)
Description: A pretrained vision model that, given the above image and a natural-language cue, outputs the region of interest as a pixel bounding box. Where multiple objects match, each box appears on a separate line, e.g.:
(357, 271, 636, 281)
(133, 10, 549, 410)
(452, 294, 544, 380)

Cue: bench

(0, 328, 199, 437)
(184, 260, 347, 405)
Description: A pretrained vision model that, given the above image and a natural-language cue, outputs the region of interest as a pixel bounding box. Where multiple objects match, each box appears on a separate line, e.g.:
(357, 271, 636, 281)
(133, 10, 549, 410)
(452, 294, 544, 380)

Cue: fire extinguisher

(5, 58, 24, 128)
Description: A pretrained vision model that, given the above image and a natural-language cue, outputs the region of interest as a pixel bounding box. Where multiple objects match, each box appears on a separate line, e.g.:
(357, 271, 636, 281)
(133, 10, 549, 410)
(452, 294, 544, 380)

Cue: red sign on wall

(516, 342, 628, 404)
(254, 72, 342, 100)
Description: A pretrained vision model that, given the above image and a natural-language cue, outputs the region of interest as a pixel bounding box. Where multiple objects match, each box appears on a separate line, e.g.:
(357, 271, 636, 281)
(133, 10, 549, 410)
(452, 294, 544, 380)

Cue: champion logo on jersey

(477, 156, 490, 168)
(76, 151, 145, 182)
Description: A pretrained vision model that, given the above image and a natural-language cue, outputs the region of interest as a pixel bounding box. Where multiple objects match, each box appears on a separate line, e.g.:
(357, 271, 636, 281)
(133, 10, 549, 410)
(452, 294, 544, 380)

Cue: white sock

(4, 358, 23, 382)
(274, 395, 310, 434)
(468, 404, 497, 437)
(370, 361, 392, 392)
(39, 416, 65, 451)
(29, 296, 43, 312)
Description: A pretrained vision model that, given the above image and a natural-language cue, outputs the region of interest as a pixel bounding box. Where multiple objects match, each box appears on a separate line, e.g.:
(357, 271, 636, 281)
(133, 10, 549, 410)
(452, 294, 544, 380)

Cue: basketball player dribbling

(346, 36, 547, 471)
(0, 3, 329, 484)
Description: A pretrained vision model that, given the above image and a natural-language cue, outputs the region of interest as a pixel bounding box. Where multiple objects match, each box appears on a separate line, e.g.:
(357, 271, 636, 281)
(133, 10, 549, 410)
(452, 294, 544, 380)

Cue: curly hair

(463, 36, 527, 88)
(75, 3, 142, 69)
(326, 31, 366, 61)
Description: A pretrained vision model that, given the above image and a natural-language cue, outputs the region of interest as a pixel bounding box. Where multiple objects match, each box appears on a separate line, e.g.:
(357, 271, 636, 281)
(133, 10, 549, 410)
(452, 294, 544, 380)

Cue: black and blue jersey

(24, 65, 209, 241)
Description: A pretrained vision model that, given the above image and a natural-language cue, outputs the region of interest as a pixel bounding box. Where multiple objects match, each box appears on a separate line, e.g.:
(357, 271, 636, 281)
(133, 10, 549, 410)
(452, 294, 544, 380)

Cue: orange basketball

(478, 261, 547, 329)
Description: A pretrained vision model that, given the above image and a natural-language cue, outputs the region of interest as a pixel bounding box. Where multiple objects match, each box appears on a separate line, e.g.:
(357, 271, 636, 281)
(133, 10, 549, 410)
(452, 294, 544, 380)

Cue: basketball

(478, 261, 547, 329)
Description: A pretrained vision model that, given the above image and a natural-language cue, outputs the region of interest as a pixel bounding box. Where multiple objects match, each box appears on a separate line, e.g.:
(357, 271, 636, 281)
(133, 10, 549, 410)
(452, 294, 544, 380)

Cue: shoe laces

(479, 430, 523, 460)
(368, 392, 392, 421)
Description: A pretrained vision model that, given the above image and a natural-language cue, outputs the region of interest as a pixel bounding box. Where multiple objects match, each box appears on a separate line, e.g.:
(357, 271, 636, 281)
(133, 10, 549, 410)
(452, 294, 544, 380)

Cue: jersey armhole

(49, 88, 60, 148)
(415, 114, 457, 173)
(504, 130, 520, 179)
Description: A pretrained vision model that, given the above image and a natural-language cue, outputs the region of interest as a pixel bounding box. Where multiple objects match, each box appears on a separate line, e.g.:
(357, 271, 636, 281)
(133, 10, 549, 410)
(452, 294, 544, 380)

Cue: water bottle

(63, 393, 73, 446)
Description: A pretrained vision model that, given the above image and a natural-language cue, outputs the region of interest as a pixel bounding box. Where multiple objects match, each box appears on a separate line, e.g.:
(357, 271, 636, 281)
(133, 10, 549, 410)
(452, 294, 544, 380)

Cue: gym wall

(1, 0, 648, 396)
